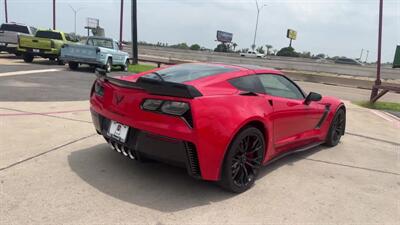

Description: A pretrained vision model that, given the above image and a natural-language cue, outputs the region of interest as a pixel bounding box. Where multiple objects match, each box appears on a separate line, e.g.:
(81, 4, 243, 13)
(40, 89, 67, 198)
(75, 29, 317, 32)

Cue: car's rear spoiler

(95, 69, 203, 99)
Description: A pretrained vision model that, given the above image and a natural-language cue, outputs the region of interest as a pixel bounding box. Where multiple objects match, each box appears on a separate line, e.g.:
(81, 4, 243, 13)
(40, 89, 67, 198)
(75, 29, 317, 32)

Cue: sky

(1, 0, 399, 63)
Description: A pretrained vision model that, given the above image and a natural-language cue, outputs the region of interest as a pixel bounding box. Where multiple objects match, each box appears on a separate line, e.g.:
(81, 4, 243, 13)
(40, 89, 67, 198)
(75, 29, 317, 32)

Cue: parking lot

(1, 54, 399, 224)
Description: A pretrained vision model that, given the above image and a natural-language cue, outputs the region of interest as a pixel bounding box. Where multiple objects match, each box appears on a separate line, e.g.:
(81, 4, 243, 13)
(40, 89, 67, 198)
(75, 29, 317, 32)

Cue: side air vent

(185, 142, 201, 178)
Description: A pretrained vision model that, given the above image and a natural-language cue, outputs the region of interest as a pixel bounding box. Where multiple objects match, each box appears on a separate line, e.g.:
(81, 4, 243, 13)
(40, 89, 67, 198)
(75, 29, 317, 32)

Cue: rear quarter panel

(191, 94, 274, 180)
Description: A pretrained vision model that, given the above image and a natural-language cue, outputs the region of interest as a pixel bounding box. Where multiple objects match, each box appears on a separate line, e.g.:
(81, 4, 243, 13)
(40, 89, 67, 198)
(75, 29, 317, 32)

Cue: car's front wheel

(219, 127, 265, 193)
(121, 59, 129, 72)
(325, 108, 346, 147)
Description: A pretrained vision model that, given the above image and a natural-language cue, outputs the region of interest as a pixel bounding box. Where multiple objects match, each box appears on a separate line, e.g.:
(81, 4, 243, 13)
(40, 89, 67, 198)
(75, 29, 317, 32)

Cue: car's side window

(229, 75, 265, 93)
(258, 74, 304, 99)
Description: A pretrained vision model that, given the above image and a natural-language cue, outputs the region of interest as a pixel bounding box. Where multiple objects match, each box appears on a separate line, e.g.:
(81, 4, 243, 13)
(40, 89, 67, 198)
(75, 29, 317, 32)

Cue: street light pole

(370, 0, 383, 102)
(252, 0, 266, 50)
(359, 48, 364, 60)
(53, 0, 56, 30)
(4, 0, 8, 23)
(68, 5, 84, 34)
(131, 0, 138, 64)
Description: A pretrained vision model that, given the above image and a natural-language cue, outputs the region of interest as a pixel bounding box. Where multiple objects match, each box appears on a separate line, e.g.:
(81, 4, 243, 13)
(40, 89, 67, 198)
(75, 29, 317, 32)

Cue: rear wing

(95, 70, 203, 99)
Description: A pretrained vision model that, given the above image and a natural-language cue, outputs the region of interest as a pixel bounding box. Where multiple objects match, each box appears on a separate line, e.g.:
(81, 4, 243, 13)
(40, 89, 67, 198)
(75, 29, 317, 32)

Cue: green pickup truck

(17, 29, 78, 64)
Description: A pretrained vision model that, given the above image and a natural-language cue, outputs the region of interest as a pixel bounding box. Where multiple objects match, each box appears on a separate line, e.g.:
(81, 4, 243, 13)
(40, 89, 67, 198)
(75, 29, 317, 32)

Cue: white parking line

(0, 68, 63, 77)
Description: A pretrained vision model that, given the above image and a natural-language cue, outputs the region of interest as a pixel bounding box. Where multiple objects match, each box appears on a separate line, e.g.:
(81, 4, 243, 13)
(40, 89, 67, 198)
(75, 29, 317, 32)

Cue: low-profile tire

(325, 108, 346, 147)
(219, 127, 265, 193)
(23, 54, 34, 63)
(105, 58, 112, 73)
(68, 62, 79, 70)
(121, 59, 129, 72)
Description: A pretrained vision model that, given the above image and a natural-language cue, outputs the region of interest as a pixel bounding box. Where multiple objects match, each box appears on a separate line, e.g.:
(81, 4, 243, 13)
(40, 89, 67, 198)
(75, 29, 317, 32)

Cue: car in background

(334, 57, 364, 66)
(0, 22, 36, 55)
(60, 36, 129, 73)
(240, 50, 264, 58)
(17, 29, 78, 64)
(90, 63, 346, 193)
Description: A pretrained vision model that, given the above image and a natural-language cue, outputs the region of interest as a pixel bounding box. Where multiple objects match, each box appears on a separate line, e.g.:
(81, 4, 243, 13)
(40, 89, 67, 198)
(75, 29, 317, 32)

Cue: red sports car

(90, 63, 346, 192)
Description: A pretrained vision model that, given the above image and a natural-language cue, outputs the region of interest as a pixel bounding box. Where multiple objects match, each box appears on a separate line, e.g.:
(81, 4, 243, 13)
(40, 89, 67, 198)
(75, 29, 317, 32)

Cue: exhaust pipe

(128, 149, 136, 160)
(121, 146, 129, 157)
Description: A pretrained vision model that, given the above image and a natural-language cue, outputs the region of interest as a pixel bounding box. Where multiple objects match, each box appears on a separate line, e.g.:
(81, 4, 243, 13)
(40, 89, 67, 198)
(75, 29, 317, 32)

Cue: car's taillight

(142, 99, 192, 127)
(50, 40, 55, 48)
(91, 81, 104, 97)
(142, 99, 189, 116)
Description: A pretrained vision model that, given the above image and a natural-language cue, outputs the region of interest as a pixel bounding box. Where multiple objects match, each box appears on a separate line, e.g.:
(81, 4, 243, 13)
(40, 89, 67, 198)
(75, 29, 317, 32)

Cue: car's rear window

(0, 24, 29, 33)
(35, 31, 62, 40)
(142, 64, 237, 83)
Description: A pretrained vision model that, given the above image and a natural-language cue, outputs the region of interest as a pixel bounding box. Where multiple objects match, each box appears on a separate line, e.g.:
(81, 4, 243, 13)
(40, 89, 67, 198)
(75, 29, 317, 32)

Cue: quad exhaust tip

(107, 138, 136, 160)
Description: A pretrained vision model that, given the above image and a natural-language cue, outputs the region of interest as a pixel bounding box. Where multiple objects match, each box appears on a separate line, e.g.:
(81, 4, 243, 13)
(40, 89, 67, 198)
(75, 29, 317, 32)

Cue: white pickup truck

(0, 23, 36, 55)
(240, 50, 265, 58)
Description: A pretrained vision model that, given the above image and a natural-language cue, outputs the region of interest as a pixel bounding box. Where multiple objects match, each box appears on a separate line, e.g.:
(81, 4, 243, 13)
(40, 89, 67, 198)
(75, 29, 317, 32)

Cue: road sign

(86, 17, 99, 29)
(216, 30, 233, 43)
(287, 29, 297, 40)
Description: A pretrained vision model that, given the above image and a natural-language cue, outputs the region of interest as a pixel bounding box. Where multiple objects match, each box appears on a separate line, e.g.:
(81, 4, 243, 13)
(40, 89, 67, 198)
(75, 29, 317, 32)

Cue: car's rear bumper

(17, 47, 59, 58)
(91, 109, 202, 179)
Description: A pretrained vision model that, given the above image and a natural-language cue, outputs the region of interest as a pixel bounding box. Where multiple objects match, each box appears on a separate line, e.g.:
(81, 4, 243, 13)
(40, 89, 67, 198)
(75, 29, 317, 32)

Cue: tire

(105, 58, 112, 73)
(121, 59, 129, 72)
(325, 108, 346, 147)
(68, 62, 79, 70)
(57, 58, 65, 65)
(23, 54, 34, 63)
(219, 127, 265, 193)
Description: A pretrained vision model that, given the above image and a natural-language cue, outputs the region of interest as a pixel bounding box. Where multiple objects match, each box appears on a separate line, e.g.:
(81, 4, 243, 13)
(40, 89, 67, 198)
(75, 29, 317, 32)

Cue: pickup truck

(17, 29, 78, 64)
(60, 37, 130, 72)
(0, 23, 36, 55)
(240, 50, 264, 58)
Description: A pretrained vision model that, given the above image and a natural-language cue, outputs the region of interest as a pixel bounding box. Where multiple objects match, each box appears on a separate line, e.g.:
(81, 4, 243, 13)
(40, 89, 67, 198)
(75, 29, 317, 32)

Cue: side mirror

(95, 68, 107, 76)
(304, 92, 322, 105)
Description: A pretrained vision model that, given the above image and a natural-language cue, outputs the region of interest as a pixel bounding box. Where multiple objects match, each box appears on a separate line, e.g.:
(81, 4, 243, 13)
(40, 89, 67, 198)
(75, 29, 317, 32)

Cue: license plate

(33, 49, 40, 53)
(108, 121, 129, 143)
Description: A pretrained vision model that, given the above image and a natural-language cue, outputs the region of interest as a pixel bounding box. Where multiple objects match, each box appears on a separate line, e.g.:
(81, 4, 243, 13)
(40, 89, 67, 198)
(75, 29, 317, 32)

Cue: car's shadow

(68, 143, 326, 212)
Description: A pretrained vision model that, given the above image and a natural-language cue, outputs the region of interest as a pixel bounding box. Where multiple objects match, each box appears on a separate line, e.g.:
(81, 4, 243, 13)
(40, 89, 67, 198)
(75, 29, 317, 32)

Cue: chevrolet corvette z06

(90, 63, 346, 193)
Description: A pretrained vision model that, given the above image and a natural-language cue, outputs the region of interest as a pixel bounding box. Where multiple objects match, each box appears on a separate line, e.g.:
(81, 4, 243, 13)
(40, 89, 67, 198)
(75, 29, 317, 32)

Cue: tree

(265, 45, 273, 55)
(256, 46, 265, 54)
(272, 49, 278, 55)
(190, 44, 201, 51)
(232, 43, 238, 51)
(170, 42, 190, 49)
(276, 47, 299, 57)
(299, 51, 311, 58)
(241, 48, 249, 53)
(214, 43, 229, 52)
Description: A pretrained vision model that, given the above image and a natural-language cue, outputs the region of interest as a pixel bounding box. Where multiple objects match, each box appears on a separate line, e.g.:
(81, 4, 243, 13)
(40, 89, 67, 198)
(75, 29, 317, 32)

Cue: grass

(354, 101, 400, 112)
(128, 64, 156, 73)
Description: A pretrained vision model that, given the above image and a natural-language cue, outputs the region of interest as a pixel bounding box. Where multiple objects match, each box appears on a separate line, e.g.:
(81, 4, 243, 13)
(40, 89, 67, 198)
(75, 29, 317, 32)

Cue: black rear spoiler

(95, 69, 202, 99)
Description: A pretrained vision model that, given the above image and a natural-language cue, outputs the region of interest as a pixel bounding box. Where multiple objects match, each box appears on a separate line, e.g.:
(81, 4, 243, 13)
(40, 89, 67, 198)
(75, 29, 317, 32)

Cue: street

(1, 55, 399, 224)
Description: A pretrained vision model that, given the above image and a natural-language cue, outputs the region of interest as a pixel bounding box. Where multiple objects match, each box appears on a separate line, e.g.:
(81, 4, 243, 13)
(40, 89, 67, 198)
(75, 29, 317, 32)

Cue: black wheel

(68, 62, 79, 70)
(105, 58, 112, 73)
(219, 127, 265, 193)
(325, 109, 346, 147)
(23, 54, 34, 63)
(57, 58, 65, 65)
(121, 59, 129, 72)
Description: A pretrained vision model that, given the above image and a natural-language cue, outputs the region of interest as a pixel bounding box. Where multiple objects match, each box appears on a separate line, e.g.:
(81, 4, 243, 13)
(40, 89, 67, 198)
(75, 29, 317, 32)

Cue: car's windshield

(89, 38, 113, 49)
(35, 31, 62, 40)
(142, 64, 238, 83)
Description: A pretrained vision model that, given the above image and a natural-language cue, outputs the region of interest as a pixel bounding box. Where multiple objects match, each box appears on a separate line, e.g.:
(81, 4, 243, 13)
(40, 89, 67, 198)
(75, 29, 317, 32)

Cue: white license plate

(33, 49, 40, 53)
(108, 121, 129, 143)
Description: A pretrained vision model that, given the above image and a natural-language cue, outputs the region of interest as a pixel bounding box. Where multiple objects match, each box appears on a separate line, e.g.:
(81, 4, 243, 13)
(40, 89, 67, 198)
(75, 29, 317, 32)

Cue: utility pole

(131, 0, 138, 64)
(119, 0, 124, 48)
(252, 0, 266, 50)
(370, 0, 383, 102)
(4, 0, 8, 23)
(53, 0, 56, 30)
(68, 5, 84, 34)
